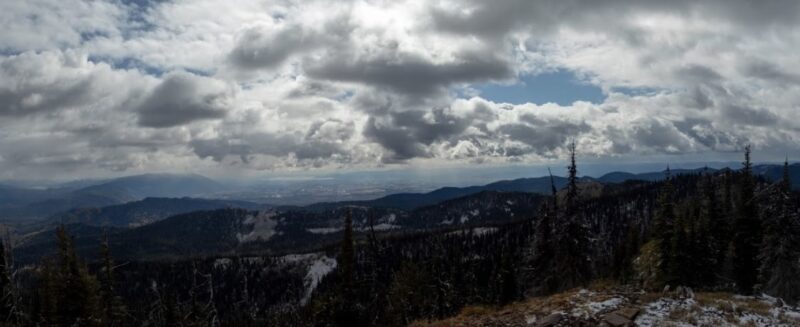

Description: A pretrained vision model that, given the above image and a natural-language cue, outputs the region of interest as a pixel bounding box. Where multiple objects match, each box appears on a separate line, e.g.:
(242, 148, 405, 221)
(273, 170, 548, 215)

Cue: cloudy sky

(1, 0, 799, 181)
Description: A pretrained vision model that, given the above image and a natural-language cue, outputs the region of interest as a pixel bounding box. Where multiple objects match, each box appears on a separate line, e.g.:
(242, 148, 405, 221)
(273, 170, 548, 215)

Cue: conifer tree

(733, 145, 761, 294)
(759, 158, 800, 303)
(339, 208, 356, 295)
(99, 235, 127, 325)
(565, 141, 578, 214)
(0, 238, 16, 323)
(651, 167, 676, 286)
(668, 207, 690, 286)
(701, 172, 725, 275)
(333, 208, 358, 326)
(550, 142, 592, 290)
(524, 168, 558, 295)
(34, 226, 102, 326)
(33, 258, 58, 325)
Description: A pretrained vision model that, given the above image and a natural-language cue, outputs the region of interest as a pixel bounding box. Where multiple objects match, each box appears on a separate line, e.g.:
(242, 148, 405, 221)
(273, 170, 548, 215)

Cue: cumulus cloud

(0, 50, 150, 117)
(306, 50, 513, 96)
(229, 24, 310, 70)
(136, 71, 233, 128)
(1, 0, 800, 179)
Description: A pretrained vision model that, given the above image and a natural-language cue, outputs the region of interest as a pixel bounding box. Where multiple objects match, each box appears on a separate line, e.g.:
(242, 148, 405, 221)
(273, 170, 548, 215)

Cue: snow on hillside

(237, 211, 279, 242)
(306, 227, 342, 234)
(300, 254, 337, 305)
(447, 227, 499, 237)
(306, 223, 400, 234)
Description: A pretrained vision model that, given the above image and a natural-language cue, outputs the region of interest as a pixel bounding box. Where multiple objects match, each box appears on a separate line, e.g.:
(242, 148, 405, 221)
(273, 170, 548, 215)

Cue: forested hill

(1, 151, 799, 326)
(303, 164, 800, 211)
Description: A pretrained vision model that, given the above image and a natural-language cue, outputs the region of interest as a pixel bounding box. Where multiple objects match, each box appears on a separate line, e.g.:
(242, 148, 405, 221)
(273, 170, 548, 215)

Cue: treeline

(303, 145, 800, 326)
(634, 146, 800, 301)
(0, 145, 797, 326)
(0, 227, 126, 326)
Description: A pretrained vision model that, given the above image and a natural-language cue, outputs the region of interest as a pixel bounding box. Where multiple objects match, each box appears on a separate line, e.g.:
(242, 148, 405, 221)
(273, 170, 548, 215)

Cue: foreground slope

(413, 287, 800, 327)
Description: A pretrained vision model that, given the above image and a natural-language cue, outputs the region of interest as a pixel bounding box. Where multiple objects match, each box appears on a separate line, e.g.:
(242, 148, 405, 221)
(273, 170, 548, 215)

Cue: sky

(1, 0, 799, 181)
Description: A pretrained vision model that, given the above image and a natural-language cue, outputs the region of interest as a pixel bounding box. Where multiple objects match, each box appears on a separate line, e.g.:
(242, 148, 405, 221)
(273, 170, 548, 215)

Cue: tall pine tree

(333, 208, 358, 326)
(733, 145, 761, 294)
(701, 172, 725, 275)
(551, 141, 592, 290)
(759, 158, 800, 303)
(0, 238, 16, 323)
(524, 168, 558, 295)
(99, 235, 127, 325)
(34, 226, 102, 326)
(651, 167, 676, 287)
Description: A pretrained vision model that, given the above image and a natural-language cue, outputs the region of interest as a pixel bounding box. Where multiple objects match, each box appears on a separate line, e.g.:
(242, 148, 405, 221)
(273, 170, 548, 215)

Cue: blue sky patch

(475, 70, 606, 106)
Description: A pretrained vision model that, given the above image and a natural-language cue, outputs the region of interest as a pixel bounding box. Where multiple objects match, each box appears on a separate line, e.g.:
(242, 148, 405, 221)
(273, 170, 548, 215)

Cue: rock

(602, 312, 633, 327)
(662, 284, 671, 294)
(613, 307, 640, 320)
(536, 313, 563, 327)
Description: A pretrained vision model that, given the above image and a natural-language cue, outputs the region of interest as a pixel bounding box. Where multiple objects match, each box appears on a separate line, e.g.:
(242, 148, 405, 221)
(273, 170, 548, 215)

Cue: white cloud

(0, 0, 799, 179)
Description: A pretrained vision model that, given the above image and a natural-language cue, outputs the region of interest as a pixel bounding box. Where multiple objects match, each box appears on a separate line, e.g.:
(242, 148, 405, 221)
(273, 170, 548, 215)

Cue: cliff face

(412, 287, 800, 327)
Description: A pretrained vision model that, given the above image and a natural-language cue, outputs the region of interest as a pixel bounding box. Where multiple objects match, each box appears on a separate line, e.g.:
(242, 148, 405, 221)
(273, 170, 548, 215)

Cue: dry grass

(458, 305, 496, 317)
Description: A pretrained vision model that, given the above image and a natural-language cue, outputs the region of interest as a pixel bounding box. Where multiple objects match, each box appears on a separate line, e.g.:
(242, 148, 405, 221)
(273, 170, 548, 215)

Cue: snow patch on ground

(280, 253, 317, 263)
(567, 289, 626, 318)
(366, 223, 400, 230)
(237, 211, 279, 243)
(446, 227, 499, 236)
(307, 224, 400, 234)
(301, 255, 337, 305)
(586, 297, 624, 314)
(366, 223, 400, 231)
(472, 227, 498, 236)
(635, 295, 800, 327)
(214, 258, 232, 268)
(307, 227, 342, 234)
(460, 214, 469, 224)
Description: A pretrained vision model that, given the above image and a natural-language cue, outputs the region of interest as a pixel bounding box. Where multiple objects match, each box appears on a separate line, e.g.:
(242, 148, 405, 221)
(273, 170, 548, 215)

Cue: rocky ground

(411, 286, 800, 327)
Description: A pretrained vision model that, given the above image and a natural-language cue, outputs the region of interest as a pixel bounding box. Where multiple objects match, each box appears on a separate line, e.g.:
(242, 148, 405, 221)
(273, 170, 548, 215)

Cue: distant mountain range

(304, 164, 800, 210)
(15, 190, 548, 263)
(12, 162, 800, 264)
(37, 197, 267, 229)
(0, 173, 225, 221)
(2, 164, 798, 221)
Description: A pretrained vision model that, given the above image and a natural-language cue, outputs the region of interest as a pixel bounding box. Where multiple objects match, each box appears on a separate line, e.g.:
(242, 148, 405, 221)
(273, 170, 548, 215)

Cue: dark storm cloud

(430, 0, 800, 37)
(228, 25, 313, 70)
(306, 51, 514, 96)
(191, 119, 355, 163)
(602, 118, 694, 154)
(5, 0, 800, 180)
(740, 60, 800, 85)
(363, 103, 594, 162)
(363, 109, 465, 161)
(722, 104, 779, 126)
(505, 114, 591, 150)
(227, 17, 352, 72)
(674, 65, 723, 84)
(136, 71, 231, 128)
(0, 79, 94, 116)
(0, 52, 100, 116)
(673, 118, 738, 150)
